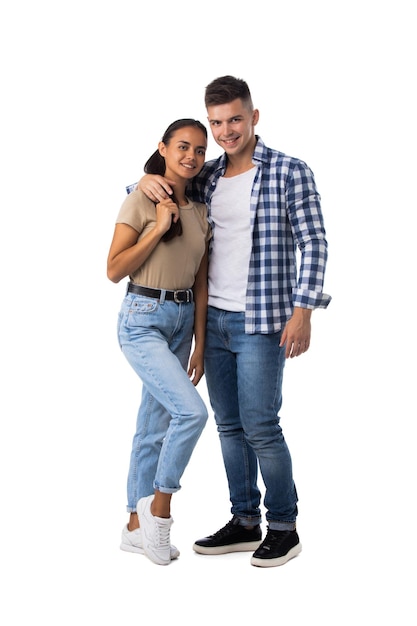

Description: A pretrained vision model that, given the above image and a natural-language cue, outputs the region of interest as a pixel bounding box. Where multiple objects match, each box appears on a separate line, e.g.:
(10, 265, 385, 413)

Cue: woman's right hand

(107, 195, 179, 284)
(139, 174, 176, 203)
(155, 197, 180, 236)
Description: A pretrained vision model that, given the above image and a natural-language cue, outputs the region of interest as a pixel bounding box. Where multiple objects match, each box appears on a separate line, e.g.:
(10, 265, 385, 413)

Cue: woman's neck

(175, 190, 187, 205)
(169, 178, 187, 206)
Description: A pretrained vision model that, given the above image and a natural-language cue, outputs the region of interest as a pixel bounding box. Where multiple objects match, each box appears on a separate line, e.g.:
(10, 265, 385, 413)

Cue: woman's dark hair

(204, 75, 253, 110)
(144, 119, 207, 241)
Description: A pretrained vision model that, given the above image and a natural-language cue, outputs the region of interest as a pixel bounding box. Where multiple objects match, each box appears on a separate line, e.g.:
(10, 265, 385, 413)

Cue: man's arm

(287, 160, 331, 307)
(281, 160, 331, 358)
(128, 175, 175, 202)
(130, 163, 212, 203)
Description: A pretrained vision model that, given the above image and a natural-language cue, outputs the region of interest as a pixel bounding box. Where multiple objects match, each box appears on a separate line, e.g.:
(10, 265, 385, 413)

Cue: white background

(1, 1, 415, 624)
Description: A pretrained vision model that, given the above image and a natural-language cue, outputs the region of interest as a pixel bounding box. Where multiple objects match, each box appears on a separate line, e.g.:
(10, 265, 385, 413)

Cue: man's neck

(223, 137, 257, 178)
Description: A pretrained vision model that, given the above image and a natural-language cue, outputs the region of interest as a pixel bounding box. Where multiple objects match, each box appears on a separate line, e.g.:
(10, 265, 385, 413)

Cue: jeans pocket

(126, 296, 159, 326)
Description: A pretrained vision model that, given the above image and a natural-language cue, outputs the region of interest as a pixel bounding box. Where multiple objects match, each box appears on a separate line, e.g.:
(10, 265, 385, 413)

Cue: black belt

(127, 282, 193, 303)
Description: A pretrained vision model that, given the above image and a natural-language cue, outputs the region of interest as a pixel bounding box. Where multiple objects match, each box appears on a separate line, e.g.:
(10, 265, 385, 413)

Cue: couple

(107, 75, 331, 568)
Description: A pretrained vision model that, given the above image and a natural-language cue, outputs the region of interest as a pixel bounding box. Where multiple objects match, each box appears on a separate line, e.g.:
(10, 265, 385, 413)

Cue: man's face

(206, 98, 259, 157)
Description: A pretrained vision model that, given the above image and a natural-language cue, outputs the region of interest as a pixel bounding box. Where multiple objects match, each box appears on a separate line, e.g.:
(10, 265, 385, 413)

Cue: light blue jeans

(117, 293, 208, 512)
(204, 307, 298, 531)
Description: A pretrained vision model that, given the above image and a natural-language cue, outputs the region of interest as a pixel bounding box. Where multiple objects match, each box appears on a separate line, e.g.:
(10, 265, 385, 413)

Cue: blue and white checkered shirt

(127, 136, 331, 334)
(189, 136, 331, 333)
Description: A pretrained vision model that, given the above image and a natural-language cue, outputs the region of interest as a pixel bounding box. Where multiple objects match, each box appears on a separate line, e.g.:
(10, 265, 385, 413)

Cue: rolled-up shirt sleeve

(287, 161, 331, 310)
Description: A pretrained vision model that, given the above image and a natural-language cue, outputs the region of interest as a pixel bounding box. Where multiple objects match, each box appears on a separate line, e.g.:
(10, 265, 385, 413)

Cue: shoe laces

(209, 517, 239, 539)
(153, 518, 171, 549)
(262, 528, 291, 548)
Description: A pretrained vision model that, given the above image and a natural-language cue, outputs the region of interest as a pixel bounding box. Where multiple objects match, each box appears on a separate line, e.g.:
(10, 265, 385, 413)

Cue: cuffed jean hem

(236, 515, 262, 528)
(153, 484, 181, 495)
(268, 521, 297, 531)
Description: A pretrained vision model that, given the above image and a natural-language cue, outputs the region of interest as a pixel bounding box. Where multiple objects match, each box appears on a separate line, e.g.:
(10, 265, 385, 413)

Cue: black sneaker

(193, 516, 262, 555)
(251, 528, 302, 567)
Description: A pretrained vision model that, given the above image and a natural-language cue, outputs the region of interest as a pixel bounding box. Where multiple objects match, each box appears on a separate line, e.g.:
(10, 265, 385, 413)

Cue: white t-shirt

(208, 167, 256, 311)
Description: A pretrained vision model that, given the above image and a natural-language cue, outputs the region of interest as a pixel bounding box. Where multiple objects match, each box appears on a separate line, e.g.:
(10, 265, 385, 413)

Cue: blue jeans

(117, 293, 208, 512)
(204, 307, 298, 531)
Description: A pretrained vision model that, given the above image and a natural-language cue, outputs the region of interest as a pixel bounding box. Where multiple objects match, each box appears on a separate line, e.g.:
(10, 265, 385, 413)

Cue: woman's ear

(158, 141, 166, 157)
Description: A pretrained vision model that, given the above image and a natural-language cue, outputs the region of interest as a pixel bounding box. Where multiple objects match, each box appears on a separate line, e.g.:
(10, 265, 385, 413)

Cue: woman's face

(159, 127, 207, 182)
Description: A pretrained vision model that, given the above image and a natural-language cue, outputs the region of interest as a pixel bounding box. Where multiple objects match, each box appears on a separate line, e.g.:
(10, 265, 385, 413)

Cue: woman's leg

(118, 295, 208, 517)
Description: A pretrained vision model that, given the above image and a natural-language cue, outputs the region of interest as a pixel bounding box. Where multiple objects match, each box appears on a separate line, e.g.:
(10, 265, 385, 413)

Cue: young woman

(107, 119, 210, 566)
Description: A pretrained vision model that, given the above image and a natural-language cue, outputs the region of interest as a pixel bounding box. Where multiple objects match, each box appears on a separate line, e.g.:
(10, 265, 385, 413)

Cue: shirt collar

(215, 135, 267, 174)
(251, 136, 268, 164)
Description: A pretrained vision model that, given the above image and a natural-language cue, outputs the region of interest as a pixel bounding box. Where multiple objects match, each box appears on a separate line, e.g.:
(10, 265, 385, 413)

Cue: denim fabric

(117, 293, 208, 512)
(204, 306, 298, 530)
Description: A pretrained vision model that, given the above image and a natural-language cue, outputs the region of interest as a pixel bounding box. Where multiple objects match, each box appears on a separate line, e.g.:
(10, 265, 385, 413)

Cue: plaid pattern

(127, 136, 331, 334)
(189, 136, 331, 333)
(126, 183, 138, 194)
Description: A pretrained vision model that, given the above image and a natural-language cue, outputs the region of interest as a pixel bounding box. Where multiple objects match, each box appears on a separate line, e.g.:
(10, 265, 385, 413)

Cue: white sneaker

(120, 525, 179, 559)
(137, 495, 173, 565)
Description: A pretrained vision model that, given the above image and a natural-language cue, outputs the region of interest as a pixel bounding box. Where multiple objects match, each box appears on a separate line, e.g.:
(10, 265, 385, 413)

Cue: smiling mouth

(181, 163, 195, 169)
(223, 136, 239, 145)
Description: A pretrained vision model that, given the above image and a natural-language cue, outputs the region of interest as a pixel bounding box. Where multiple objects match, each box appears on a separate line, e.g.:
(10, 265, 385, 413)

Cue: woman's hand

(155, 197, 180, 236)
(188, 348, 204, 386)
(107, 198, 180, 284)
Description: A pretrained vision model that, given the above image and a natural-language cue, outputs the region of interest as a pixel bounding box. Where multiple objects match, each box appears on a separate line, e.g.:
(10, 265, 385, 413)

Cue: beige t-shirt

(116, 189, 210, 290)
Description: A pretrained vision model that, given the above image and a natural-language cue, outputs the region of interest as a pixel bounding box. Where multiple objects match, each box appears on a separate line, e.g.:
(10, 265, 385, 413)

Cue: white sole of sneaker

(120, 542, 144, 554)
(120, 542, 180, 559)
(250, 542, 302, 567)
(193, 540, 262, 555)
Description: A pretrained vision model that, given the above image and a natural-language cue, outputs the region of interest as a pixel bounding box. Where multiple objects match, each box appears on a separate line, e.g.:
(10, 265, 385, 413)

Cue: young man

(136, 75, 331, 567)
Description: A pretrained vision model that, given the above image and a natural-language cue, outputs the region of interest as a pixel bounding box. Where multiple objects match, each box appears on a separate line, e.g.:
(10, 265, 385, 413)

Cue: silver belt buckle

(174, 290, 190, 303)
